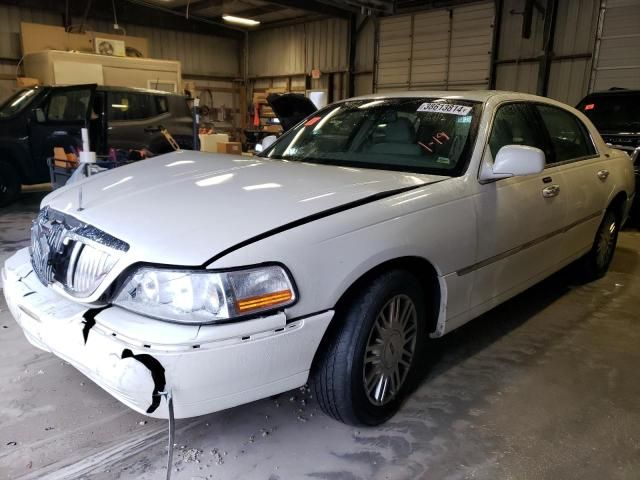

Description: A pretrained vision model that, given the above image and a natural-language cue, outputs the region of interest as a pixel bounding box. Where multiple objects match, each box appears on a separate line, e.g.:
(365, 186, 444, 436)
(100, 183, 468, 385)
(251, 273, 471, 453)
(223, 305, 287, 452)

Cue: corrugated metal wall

(354, 16, 375, 95)
(0, 3, 241, 101)
(547, 0, 599, 104)
(376, 2, 495, 92)
(248, 18, 349, 78)
(590, 0, 640, 91)
(494, 0, 600, 106)
(0, 5, 61, 100)
(85, 19, 241, 78)
(248, 24, 306, 77)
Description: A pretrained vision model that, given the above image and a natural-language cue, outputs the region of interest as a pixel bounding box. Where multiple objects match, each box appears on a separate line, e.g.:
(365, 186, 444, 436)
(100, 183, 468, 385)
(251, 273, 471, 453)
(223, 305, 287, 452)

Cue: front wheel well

(332, 257, 441, 336)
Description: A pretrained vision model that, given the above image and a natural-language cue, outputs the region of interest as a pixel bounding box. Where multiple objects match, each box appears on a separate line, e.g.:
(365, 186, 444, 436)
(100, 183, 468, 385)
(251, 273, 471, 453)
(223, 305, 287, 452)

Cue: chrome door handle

(542, 185, 560, 198)
(597, 169, 610, 181)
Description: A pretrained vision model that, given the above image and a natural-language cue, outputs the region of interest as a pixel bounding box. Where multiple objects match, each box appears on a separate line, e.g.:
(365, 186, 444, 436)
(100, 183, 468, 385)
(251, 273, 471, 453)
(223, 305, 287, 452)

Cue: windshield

(261, 97, 481, 176)
(0, 88, 39, 119)
(577, 93, 640, 133)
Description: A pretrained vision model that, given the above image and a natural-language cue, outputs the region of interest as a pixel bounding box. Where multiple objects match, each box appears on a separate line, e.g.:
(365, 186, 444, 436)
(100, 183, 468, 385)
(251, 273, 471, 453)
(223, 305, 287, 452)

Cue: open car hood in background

(266, 93, 318, 132)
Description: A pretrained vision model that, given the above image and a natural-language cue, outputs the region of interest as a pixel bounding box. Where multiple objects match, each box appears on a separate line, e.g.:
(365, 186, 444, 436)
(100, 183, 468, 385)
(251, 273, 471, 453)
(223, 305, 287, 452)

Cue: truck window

(46, 88, 92, 122)
(0, 88, 38, 119)
(108, 92, 165, 121)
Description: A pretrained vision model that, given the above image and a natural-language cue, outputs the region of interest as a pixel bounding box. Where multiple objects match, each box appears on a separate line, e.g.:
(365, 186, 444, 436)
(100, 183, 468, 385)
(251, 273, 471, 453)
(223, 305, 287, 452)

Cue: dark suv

(577, 89, 640, 216)
(0, 84, 193, 206)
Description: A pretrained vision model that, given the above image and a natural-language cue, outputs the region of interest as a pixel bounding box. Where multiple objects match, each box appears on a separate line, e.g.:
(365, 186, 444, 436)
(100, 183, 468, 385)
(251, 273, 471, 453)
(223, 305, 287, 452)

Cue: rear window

(577, 92, 640, 133)
(0, 88, 38, 119)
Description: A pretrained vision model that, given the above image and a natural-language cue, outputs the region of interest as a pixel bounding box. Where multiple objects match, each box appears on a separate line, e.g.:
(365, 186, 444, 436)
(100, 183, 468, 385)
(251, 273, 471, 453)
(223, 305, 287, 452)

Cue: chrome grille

(30, 207, 129, 297)
(30, 208, 67, 286)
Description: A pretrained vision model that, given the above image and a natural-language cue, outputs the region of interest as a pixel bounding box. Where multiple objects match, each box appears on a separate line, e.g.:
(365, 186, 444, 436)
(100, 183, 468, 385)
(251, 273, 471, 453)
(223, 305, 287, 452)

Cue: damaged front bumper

(2, 248, 333, 419)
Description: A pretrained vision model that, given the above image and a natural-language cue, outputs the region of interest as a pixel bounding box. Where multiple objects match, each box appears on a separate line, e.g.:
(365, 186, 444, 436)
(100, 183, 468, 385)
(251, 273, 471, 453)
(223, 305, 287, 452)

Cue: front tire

(0, 162, 21, 207)
(580, 208, 620, 280)
(311, 270, 427, 426)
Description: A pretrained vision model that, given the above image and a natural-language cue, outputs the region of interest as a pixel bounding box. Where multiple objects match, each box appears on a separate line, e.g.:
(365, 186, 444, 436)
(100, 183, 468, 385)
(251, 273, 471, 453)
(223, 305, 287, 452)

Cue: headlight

(114, 265, 296, 324)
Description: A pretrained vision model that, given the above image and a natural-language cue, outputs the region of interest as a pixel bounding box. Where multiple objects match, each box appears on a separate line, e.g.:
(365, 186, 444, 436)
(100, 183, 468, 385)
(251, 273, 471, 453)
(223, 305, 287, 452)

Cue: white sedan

(3, 91, 635, 426)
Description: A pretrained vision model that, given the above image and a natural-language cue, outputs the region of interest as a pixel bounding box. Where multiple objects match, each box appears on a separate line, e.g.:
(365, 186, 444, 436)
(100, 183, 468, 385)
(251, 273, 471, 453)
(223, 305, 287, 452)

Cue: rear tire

(311, 270, 427, 426)
(580, 208, 620, 281)
(0, 162, 21, 207)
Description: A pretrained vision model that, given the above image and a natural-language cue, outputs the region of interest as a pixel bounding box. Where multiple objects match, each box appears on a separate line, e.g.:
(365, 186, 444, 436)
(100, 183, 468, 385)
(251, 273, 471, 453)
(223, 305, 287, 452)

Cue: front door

(469, 102, 568, 309)
(29, 84, 96, 180)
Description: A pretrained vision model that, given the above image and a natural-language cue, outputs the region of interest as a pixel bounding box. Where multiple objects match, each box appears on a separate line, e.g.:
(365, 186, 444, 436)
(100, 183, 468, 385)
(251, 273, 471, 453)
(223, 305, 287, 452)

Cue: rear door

(29, 84, 96, 179)
(106, 91, 172, 152)
(534, 103, 609, 259)
(470, 102, 569, 308)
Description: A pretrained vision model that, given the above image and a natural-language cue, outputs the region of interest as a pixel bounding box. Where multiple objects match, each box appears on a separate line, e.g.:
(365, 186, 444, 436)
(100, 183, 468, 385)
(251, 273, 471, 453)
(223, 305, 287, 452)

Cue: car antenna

(77, 185, 84, 211)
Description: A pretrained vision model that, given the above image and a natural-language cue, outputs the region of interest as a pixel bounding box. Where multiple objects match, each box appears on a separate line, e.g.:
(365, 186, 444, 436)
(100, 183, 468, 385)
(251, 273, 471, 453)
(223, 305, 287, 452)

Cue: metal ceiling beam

(174, 0, 223, 13)
(0, 0, 244, 38)
(264, 0, 354, 18)
(231, 4, 287, 18)
(256, 13, 329, 28)
(395, 0, 481, 14)
(334, 0, 394, 15)
(123, 0, 245, 35)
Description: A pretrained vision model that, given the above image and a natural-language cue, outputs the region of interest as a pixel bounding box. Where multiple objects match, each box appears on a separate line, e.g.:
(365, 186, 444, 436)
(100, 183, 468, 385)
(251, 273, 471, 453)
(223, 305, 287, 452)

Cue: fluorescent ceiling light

(222, 14, 260, 26)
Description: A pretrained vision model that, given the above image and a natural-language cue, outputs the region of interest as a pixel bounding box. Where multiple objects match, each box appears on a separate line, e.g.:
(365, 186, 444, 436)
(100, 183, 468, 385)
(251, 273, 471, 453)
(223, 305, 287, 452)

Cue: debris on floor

(209, 448, 225, 465)
(180, 448, 201, 463)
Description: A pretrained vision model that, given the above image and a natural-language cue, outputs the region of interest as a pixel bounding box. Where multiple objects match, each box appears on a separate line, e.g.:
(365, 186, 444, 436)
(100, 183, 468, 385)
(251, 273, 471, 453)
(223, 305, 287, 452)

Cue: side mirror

(255, 134, 277, 153)
(480, 145, 545, 181)
(32, 107, 46, 123)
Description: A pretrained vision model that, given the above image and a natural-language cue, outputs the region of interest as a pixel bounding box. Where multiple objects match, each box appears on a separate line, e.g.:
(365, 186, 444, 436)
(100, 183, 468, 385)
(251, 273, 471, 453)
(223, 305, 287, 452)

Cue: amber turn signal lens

(236, 289, 293, 313)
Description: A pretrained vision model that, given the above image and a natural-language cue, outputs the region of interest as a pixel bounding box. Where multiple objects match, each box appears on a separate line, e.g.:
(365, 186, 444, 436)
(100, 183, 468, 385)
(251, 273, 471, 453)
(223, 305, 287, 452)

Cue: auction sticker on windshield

(417, 103, 472, 115)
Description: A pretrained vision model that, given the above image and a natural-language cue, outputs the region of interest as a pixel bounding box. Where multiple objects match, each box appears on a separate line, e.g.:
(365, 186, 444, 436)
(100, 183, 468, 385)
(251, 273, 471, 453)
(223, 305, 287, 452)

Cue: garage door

(590, 0, 640, 90)
(375, 2, 495, 92)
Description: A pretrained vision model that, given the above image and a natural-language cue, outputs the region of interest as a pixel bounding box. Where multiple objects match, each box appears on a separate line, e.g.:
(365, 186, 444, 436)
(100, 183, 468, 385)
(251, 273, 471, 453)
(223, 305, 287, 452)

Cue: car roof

(41, 84, 184, 97)
(96, 85, 184, 96)
(584, 88, 640, 96)
(345, 90, 556, 104)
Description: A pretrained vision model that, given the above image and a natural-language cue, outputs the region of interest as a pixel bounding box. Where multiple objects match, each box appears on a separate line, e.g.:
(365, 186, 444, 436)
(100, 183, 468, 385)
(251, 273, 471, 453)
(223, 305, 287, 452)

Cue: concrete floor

(1, 192, 639, 480)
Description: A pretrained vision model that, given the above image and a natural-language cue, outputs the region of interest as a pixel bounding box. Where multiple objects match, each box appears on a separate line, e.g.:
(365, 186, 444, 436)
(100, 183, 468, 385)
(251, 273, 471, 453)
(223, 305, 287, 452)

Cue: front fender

(209, 178, 477, 326)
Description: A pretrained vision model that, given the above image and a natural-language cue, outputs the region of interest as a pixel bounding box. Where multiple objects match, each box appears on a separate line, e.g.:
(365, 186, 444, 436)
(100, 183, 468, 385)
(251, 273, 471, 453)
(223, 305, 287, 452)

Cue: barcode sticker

(417, 103, 472, 115)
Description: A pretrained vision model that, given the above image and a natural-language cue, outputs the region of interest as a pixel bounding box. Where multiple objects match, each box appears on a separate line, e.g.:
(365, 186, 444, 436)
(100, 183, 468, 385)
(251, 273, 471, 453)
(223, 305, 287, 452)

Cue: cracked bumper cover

(3, 248, 333, 419)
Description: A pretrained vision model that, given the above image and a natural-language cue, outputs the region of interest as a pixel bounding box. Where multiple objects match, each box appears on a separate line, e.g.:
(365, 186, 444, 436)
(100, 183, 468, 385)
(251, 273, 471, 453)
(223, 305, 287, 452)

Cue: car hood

(42, 151, 445, 266)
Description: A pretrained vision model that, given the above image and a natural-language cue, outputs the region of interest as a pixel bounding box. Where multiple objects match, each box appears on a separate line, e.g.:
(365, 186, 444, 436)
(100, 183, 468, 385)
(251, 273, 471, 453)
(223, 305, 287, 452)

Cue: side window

(488, 103, 545, 159)
(45, 89, 91, 122)
(108, 93, 159, 121)
(156, 96, 168, 115)
(535, 104, 596, 163)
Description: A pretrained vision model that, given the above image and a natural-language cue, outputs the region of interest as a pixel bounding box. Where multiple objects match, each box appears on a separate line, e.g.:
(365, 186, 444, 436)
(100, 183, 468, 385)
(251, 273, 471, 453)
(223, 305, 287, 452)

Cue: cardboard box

(262, 124, 282, 133)
(216, 142, 242, 155)
(252, 92, 268, 104)
(199, 133, 229, 153)
(16, 77, 39, 88)
(20, 22, 149, 57)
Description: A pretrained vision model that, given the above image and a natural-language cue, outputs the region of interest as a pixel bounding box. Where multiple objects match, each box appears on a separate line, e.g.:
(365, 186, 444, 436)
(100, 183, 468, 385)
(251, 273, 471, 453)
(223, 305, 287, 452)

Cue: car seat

(366, 117, 421, 156)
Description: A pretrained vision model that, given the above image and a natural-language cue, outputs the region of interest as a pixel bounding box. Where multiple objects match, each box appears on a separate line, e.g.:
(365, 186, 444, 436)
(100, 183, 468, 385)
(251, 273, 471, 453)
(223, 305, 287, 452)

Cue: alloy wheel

(363, 294, 418, 406)
(596, 215, 617, 270)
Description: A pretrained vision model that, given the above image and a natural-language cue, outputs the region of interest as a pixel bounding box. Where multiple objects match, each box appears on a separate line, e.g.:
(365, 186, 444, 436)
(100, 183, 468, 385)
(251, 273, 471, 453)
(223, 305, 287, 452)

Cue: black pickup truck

(0, 84, 194, 206)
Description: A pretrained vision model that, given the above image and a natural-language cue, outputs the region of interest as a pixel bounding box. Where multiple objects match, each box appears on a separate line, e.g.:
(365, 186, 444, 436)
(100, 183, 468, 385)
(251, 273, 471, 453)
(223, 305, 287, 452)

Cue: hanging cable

(112, 0, 127, 35)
